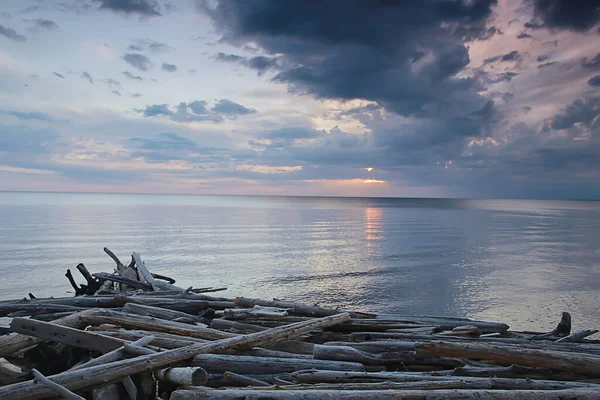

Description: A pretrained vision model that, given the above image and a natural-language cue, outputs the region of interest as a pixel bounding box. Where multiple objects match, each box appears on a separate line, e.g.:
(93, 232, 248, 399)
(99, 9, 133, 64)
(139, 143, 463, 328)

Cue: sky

(0, 0, 599, 199)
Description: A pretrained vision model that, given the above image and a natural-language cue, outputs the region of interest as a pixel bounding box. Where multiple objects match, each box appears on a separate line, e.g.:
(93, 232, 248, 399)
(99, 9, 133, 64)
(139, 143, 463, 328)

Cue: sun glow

(365, 167, 374, 172)
(364, 179, 385, 184)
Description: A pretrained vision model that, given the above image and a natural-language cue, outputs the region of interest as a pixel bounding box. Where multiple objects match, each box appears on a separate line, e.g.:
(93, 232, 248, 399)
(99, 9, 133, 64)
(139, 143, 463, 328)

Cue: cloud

(135, 99, 257, 122)
(0, 124, 59, 154)
(103, 78, 121, 87)
(588, 75, 600, 87)
(20, 6, 40, 14)
(215, 52, 244, 63)
(201, 0, 498, 118)
(189, 69, 197, 73)
(31, 19, 59, 31)
(517, 32, 533, 39)
(112, 90, 122, 96)
(82, 72, 94, 83)
(582, 53, 600, 70)
(211, 99, 256, 116)
(551, 97, 600, 130)
(53, 72, 65, 79)
(0, 24, 27, 42)
(0, 109, 56, 121)
(122, 71, 143, 81)
(483, 50, 522, 64)
(162, 62, 177, 72)
(122, 53, 152, 71)
(125, 132, 229, 163)
(93, 0, 162, 17)
(529, 0, 600, 32)
(129, 39, 173, 52)
(131, 92, 143, 97)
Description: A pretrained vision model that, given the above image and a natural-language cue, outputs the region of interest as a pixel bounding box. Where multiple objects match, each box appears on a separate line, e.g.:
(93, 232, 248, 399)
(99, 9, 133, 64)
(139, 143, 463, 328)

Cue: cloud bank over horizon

(0, 0, 599, 198)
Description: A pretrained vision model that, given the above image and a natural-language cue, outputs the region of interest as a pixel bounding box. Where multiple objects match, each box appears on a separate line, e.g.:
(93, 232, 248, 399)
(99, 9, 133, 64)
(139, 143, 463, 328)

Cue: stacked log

(0, 248, 599, 399)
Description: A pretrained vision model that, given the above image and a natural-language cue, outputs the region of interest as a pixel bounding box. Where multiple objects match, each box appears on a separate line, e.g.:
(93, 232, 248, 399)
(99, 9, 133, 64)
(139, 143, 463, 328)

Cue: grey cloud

(112, 90, 122, 96)
(125, 132, 229, 163)
(32, 19, 59, 31)
(0, 124, 59, 154)
(122, 53, 152, 71)
(53, 72, 65, 79)
(0, 24, 27, 42)
(0, 109, 56, 121)
(131, 92, 143, 97)
(538, 61, 556, 68)
(189, 69, 197, 73)
(588, 75, 600, 87)
(517, 32, 533, 39)
(537, 54, 549, 62)
(582, 53, 600, 70)
(82, 72, 94, 83)
(162, 62, 177, 72)
(215, 52, 244, 63)
(129, 39, 173, 53)
(484, 50, 522, 64)
(93, 0, 162, 17)
(211, 99, 256, 116)
(551, 97, 600, 130)
(246, 56, 278, 75)
(122, 71, 143, 81)
(104, 78, 121, 87)
(20, 5, 40, 14)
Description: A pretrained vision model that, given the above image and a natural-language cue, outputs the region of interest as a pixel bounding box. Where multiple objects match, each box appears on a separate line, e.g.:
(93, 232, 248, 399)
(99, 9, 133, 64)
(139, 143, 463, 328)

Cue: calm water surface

(1, 192, 599, 333)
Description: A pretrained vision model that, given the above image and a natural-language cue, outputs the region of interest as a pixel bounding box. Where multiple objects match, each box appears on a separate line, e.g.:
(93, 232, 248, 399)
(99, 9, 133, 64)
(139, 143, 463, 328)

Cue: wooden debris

(0, 249, 598, 400)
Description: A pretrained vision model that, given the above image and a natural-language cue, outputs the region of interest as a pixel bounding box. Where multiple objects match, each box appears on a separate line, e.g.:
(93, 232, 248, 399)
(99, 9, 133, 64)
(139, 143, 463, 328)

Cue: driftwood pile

(1, 248, 600, 399)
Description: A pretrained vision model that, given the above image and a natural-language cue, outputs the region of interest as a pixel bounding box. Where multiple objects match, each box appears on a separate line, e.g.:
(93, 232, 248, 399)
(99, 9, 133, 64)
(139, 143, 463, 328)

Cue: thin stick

(31, 369, 85, 400)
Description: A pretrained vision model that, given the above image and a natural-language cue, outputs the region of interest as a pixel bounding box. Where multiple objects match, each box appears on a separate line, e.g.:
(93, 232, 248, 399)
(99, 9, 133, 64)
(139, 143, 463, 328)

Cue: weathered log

(93, 272, 153, 291)
(65, 269, 87, 296)
(324, 340, 415, 353)
(31, 369, 85, 400)
(0, 312, 351, 399)
(92, 328, 206, 349)
(555, 330, 599, 343)
(71, 336, 155, 371)
(1, 303, 87, 318)
(0, 309, 95, 358)
(231, 348, 312, 359)
(170, 388, 600, 399)
(289, 370, 598, 389)
(80, 309, 235, 340)
(224, 306, 290, 320)
(123, 302, 199, 323)
(0, 361, 30, 385)
(210, 319, 268, 333)
(223, 371, 271, 387)
(235, 297, 374, 319)
(417, 340, 600, 377)
(10, 317, 127, 353)
(133, 252, 184, 292)
(529, 312, 572, 340)
(192, 354, 365, 374)
(76, 263, 102, 295)
(156, 367, 208, 386)
(91, 384, 121, 400)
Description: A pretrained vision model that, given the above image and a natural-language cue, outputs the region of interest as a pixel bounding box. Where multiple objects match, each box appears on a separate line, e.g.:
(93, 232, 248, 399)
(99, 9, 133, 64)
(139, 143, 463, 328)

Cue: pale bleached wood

(71, 336, 155, 370)
(80, 309, 235, 340)
(123, 302, 199, 323)
(10, 317, 127, 352)
(234, 297, 374, 318)
(155, 367, 208, 386)
(417, 340, 600, 377)
(133, 252, 185, 292)
(31, 369, 85, 400)
(0, 312, 351, 400)
(555, 330, 599, 343)
(210, 319, 268, 333)
(0, 309, 95, 358)
(192, 353, 365, 374)
(223, 371, 271, 387)
(170, 388, 600, 400)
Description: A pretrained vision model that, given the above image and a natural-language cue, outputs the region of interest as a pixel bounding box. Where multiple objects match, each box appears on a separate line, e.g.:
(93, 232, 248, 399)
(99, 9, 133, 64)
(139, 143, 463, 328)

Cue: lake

(1, 191, 599, 333)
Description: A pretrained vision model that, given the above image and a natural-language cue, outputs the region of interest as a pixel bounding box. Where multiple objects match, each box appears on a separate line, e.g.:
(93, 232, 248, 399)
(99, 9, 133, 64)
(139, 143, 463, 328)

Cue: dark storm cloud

(588, 75, 600, 87)
(162, 62, 177, 72)
(81, 72, 94, 83)
(201, 0, 498, 119)
(0, 24, 27, 42)
(528, 0, 600, 32)
(122, 71, 143, 81)
(53, 72, 65, 79)
(122, 53, 152, 71)
(93, 0, 162, 17)
(211, 99, 256, 116)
